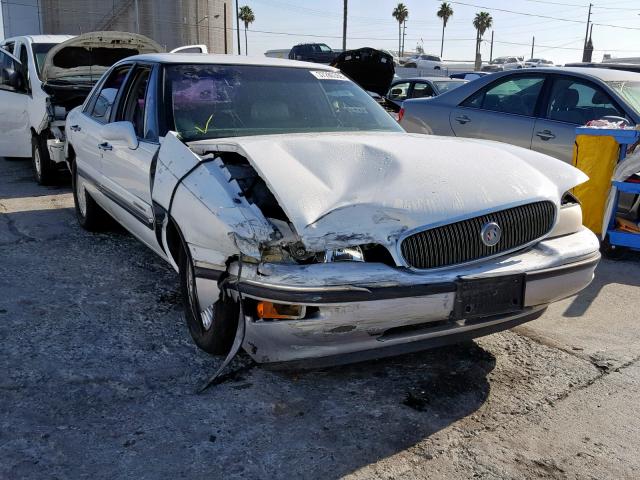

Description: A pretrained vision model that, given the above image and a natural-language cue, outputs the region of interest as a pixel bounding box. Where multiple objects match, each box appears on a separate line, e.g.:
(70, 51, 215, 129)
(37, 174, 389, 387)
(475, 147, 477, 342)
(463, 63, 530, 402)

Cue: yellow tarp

(572, 135, 619, 234)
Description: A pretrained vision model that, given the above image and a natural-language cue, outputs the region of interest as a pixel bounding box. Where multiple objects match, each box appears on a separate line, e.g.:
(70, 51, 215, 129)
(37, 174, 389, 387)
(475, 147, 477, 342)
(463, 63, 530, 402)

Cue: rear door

(0, 49, 31, 158)
(449, 74, 546, 149)
(99, 63, 160, 247)
(531, 74, 629, 163)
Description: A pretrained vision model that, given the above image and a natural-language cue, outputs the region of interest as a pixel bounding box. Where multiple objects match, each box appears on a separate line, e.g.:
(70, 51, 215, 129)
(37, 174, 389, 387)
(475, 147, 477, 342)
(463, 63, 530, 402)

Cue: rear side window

(86, 65, 131, 123)
(546, 77, 624, 125)
(462, 76, 545, 116)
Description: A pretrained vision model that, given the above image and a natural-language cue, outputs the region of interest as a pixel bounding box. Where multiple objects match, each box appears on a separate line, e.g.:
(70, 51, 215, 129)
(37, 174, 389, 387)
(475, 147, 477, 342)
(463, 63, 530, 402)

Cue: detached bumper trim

(227, 251, 600, 305)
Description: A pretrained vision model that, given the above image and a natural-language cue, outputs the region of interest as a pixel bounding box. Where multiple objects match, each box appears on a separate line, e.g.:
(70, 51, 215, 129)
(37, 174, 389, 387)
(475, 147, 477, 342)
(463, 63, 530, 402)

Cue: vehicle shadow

(562, 254, 640, 317)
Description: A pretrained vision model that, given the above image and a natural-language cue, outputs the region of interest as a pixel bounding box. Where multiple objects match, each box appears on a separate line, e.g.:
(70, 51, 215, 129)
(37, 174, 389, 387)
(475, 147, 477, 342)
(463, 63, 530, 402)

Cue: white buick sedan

(65, 54, 600, 366)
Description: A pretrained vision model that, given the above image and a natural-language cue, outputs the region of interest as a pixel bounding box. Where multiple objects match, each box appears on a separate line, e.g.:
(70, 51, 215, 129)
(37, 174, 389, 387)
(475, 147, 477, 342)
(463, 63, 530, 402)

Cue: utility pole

(223, 2, 228, 54)
(582, 3, 592, 59)
(342, 0, 347, 51)
(531, 36, 535, 59)
(235, 0, 241, 55)
(196, 0, 200, 44)
(134, 0, 140, 34)
(489, 30, 494, 62)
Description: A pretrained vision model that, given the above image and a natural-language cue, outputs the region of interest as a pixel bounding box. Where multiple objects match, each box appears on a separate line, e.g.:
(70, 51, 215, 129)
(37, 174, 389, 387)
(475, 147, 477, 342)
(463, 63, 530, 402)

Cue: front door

(100, 64, 160, 250)
(0, 49, 30, 158)
(531, 75, 629, 164)
(450, 74, 546, 150)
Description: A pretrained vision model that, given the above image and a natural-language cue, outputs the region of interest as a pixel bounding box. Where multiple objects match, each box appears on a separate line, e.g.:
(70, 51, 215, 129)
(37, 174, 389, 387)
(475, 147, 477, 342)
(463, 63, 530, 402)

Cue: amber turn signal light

(257, 301, 305, 320)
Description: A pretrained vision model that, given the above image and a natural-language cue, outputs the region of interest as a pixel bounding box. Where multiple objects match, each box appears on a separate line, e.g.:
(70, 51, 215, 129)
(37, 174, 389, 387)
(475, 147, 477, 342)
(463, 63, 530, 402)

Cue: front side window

(546, 77, 624, 124)
(166, 64, 402, 141)
(88, 65, 131, 123)
(433, 80, 465, 94)
(462, 75, 545, 116)
(121, 67, 151, 139)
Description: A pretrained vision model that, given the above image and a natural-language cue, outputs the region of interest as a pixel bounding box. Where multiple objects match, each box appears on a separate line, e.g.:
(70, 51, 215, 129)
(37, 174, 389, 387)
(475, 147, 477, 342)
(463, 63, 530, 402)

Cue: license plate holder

(452, 274, 525, 320)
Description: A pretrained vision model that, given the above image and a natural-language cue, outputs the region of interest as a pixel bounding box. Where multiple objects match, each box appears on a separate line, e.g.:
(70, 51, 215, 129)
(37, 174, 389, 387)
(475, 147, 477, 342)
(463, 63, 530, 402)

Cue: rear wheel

(179, 245, 238, 355)
(32, 134, 55, 185)
(72, 161, 109, 231)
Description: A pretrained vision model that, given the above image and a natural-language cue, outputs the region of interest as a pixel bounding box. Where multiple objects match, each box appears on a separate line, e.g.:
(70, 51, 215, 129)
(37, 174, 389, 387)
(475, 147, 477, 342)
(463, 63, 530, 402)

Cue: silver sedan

(400, 67, 640, 164)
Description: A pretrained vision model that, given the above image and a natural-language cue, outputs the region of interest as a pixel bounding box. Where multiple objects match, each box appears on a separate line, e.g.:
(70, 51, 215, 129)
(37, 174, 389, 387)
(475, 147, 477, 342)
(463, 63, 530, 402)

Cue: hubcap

(186, 260, 214, 331)
(75, 173, 87, 217)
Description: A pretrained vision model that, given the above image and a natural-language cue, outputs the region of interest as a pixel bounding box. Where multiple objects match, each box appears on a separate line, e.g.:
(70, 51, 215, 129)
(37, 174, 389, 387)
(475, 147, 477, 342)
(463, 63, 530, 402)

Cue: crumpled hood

(41, 31, 162, 83)
(191, 132, 587, 251)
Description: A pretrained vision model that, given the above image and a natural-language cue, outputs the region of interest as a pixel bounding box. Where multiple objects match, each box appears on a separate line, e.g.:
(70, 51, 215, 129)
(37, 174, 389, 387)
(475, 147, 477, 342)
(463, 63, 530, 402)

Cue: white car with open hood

(65, 54, 600, 366)
(0, 32, 161, 184)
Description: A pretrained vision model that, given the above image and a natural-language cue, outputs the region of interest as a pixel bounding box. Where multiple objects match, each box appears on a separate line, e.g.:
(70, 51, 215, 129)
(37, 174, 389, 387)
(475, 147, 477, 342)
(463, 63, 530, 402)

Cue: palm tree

(392, 3, 409, 58)
(238, 5, 255, 56)
(473, 11, 493, 69)
(437, 2, 453, 59)
(342, 1, 348, 51)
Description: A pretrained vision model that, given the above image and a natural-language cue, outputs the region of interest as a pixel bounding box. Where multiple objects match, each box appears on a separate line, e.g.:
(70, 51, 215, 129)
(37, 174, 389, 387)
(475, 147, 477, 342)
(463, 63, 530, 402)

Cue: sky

(238, 0, 640, 65)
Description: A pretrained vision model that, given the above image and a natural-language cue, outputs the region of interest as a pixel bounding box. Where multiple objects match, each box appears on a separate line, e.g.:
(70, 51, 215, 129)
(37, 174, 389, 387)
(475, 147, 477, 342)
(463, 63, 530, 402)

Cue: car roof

(525, 66, 640, 81)
(2, 35, 74, 45)
(124, 53, 337, 70)
(394, 77, 466, 83)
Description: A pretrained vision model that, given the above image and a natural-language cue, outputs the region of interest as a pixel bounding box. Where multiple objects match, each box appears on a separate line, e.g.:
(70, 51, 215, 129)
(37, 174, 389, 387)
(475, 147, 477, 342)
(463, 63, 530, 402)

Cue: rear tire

(32, 134, 55, 185)
(179, 245, 238, 355)
(72, 161, 109, 231)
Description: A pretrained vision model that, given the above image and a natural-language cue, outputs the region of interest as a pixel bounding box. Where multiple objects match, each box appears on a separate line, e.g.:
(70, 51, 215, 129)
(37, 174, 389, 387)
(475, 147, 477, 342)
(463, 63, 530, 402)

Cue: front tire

(32, 135, 55, 185)
(72, 161, 109, 231)
(179, 246, 238, 355)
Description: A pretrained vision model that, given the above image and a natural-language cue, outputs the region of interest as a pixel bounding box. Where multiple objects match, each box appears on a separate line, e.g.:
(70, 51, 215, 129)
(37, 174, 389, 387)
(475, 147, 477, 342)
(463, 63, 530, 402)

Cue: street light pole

(235, 0, 241, 55)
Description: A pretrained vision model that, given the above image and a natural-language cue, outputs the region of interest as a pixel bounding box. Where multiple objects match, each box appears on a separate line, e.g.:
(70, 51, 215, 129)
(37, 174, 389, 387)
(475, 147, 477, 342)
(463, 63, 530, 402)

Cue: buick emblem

(480, 222, 502, 247)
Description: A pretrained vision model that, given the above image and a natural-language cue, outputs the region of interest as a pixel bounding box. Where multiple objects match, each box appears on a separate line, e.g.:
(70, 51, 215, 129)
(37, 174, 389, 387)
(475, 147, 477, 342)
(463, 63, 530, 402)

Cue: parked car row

(1, 39, 602, 366)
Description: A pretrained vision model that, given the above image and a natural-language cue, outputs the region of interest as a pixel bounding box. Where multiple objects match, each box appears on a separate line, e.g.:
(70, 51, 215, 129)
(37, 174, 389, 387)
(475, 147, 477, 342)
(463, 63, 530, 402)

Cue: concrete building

(1, 0, 42, 40)
(3, 0, 234, 53)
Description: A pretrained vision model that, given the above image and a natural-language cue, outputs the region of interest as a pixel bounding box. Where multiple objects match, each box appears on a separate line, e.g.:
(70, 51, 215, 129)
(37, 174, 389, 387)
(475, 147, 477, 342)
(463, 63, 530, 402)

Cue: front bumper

(200, 228, 600, 365)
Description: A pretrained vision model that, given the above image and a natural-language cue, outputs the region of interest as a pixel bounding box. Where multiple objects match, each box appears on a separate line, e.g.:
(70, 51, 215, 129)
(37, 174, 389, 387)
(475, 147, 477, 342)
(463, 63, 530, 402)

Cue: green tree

(473, 11, 493, 69)
(392, 3, 409, 57)
(437, 2, 453, 59)
(239, 5, 255, 56)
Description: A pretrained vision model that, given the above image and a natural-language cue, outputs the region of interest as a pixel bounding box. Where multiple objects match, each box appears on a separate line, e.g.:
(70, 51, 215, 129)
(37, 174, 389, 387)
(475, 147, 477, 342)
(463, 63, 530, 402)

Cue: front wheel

(180, 246, 239, 355)
(32, 135, 55, 185)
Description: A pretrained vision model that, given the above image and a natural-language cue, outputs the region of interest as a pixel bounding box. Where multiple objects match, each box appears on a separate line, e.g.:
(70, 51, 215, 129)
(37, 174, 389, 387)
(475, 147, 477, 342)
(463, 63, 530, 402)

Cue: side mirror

(2, 67, 26, 92)
(99, 121, 139, 150)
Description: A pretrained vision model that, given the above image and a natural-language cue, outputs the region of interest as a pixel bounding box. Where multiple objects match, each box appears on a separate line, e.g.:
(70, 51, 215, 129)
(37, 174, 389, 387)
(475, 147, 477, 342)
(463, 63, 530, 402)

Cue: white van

(0, 32, 162, 184)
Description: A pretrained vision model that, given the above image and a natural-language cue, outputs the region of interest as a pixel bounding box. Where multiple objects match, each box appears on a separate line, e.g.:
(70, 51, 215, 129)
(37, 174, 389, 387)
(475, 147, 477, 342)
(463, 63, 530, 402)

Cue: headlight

(548, 191, 583, 238)
(324, 246, 364, 263)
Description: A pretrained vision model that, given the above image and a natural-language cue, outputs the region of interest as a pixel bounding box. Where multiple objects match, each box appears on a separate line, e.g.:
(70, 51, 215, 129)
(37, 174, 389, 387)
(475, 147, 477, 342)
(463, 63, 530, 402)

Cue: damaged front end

(156, 132, 600, 366)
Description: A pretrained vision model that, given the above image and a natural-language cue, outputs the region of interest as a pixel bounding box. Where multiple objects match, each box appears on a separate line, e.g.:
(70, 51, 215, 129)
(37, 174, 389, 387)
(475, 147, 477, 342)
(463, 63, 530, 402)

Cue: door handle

(536, 129, 556, 140)
(455, 115, 471, 124)
(98, 142, 113, 151)
(69, 125, 81, 132)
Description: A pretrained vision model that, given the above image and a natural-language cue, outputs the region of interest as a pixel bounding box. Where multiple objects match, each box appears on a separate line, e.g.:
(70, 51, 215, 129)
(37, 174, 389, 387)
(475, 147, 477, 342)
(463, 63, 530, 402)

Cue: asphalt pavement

(1, 157, 639, 479)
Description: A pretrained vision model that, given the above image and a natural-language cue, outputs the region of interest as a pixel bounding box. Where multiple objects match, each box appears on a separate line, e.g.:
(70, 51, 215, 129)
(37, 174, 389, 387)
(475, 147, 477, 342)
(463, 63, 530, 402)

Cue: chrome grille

(400, 201, 556, 269)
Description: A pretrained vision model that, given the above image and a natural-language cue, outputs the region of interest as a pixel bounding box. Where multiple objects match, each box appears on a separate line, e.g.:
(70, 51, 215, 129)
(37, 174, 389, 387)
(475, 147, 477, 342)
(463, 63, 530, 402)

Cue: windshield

(434, 80, 465, 93)
(31, 43, 56, 78)
(166, 64, 403, 142)
(491, 58, 506, 65)
(608, 81, 640, 114)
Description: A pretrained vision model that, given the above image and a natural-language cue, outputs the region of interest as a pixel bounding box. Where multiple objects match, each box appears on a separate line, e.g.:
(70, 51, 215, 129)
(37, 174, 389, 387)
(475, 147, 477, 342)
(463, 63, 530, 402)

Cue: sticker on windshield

(310, 70, 349, 81)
